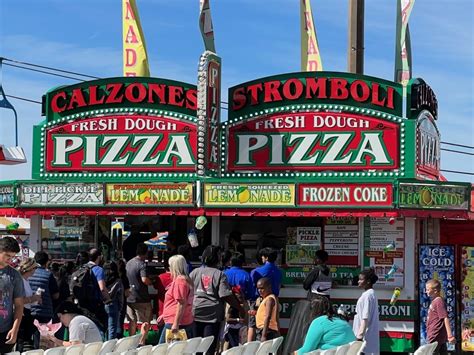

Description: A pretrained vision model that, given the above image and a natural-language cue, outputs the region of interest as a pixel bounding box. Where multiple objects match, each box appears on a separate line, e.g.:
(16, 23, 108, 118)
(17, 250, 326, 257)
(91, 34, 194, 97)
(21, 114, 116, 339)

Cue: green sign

(282, 266, 361, 285)
(43, 77, 198, 122)
(279, 297, 415, 321)
(0, 184, 15, 207)
(228, 71, 403, 119)
(398, 182, 470, 210)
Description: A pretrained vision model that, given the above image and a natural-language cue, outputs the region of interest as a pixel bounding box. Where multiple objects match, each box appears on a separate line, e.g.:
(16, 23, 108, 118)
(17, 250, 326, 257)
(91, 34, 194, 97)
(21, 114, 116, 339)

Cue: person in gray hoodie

(303, 250, 332, 300)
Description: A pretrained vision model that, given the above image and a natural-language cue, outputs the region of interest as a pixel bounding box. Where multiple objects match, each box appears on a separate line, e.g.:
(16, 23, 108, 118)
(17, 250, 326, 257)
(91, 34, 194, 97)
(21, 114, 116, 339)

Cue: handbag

(165, 328, 188, 343)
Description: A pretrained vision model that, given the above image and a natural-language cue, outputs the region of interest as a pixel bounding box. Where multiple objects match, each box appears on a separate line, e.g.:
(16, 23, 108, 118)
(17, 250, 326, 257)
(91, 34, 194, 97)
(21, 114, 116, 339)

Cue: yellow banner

(123, 0, 150, 77)
(300, 0, 323, 71)
(106, 183, 193, 205)
(204, 183, 295, 207)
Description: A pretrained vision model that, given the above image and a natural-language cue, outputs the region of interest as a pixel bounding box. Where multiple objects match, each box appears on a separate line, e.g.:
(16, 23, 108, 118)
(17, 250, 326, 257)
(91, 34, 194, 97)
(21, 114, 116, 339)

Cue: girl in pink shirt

(158, 255, 194, 343)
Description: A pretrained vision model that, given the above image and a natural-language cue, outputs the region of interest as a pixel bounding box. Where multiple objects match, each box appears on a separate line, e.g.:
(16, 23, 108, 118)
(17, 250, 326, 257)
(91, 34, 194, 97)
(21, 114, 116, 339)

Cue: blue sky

(0, 0, 472, 182)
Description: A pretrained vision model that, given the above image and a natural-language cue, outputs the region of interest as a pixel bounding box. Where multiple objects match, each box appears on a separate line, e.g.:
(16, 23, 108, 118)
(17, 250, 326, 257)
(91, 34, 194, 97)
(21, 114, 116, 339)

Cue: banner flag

(123, 0, 150, 77)
(199, 0, 216, 53)
(300, 0, 323, 71)
(395, 0, 415, 86)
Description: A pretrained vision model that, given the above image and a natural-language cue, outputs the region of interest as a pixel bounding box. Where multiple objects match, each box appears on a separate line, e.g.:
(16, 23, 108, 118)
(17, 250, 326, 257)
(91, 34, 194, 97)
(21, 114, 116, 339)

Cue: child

(425, 279, 455, 355)
(222, 286, 248, 351)
(255, 277, 280, 341)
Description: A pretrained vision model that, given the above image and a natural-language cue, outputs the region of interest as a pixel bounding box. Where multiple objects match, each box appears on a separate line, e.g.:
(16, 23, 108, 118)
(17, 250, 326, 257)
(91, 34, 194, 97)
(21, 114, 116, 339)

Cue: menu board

(363, 217, 404, 287)
(461, 246, 474, 352)
(296, 227, 321, 246)
(418, 245, 456, 350)
(324, 218, 359, 266)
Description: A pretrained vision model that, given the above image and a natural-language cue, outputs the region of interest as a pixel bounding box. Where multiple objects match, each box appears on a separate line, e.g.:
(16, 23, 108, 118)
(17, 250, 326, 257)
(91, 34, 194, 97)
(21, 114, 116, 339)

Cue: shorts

(126, 302, 153, 324)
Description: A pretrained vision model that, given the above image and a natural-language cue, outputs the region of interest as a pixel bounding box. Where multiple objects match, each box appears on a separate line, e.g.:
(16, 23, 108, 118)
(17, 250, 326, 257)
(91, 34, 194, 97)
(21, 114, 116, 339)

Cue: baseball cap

(56, 301, 80, 315)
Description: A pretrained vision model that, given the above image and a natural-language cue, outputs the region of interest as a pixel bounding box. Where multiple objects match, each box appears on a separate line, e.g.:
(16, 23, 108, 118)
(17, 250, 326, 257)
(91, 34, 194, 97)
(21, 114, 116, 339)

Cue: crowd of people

(0, 233, 455, 355)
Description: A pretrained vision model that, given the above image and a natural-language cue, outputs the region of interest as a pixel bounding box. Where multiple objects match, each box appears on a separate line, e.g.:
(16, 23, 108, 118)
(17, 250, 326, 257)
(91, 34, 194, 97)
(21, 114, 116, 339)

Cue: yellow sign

(204, 183, 295, 207)
(106, 183, 193, 205)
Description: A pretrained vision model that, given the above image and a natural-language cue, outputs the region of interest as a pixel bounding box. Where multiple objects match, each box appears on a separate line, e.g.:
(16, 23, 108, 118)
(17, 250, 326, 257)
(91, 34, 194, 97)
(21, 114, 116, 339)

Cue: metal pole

(347, 0, 365, 74)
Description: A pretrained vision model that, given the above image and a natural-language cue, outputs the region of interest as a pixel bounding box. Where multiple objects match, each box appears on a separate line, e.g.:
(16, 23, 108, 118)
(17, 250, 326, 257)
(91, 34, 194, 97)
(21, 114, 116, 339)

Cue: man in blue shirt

(250, 247, 282, 298)
(224, 253, 252, 300)
(29, 251, 59, 349)
(248, 247, 282, 341)
(86, 248, 111, 331)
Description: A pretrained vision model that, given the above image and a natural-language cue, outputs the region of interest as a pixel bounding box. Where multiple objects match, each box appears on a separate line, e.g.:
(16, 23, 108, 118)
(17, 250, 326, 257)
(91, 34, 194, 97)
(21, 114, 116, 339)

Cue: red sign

(298, 183, 393, 207)
(45, 115, 197, 172)
(206, 60, 220, 172)
(227, 112, 399, 172)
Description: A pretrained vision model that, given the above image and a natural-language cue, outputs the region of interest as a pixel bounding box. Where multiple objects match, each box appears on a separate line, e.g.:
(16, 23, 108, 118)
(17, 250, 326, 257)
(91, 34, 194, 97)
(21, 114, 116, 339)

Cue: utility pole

(348, 0, 365, 74)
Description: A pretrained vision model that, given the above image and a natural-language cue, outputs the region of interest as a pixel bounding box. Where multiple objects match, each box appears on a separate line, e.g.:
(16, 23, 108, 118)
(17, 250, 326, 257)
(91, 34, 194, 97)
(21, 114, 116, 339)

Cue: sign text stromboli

(229, 72, 403, 117)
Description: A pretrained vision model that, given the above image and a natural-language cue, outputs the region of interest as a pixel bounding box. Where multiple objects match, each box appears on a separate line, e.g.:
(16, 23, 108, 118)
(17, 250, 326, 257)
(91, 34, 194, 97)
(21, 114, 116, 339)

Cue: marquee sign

(19, 183, 104, 207)
(0, 184, 15, 207)
(416, 110, 440, 180)
(407, 78, 438, 121)
(228, 72, 403, 118)
(197, 51, 221, 175)
(42, 115, 197, 173)
(225, 112, 400, 173)
(398, 182, 470, 210)
(43, 77, 197, 121)
(204, 183, 295, 207)
(105, 183, 194, 206)
(298, 183, 393, 207)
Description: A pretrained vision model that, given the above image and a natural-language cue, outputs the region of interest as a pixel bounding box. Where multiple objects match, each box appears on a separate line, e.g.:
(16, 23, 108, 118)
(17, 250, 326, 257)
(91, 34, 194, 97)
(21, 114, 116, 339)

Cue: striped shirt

(29, 267, 59, 319)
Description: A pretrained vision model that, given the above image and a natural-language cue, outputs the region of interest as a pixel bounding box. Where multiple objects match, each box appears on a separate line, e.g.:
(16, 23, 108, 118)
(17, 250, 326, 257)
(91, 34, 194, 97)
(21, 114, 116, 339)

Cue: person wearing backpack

(303, 249, 332, 300)
(70, 249, 111, 332)
(103, 261, 124, 340)
(29, 251, 59, 349)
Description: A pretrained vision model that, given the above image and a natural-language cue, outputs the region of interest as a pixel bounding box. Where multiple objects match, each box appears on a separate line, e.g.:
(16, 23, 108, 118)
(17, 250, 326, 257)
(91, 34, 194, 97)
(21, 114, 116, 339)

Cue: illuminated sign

(408, 78, 438, 120)
(399, 182, 470, 210)
(197, 52, 221, 175)
(204, 183, 295, 207)
(0, 185, 14, 207)
(19, 183, 104, 206)
(43, 115, 197, 173)
(44, 77, 197, 119)
(229, 72, 403, 118)
(298, 183, 393, 207)
(416, 110, 440, 180)
(105, 183, 193, 206)
(226, 112, 399, 172)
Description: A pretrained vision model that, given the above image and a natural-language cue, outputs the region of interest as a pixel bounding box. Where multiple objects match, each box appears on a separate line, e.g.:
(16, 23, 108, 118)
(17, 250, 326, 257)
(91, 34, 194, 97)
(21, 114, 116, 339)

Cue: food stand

(0, 69, 471, 352)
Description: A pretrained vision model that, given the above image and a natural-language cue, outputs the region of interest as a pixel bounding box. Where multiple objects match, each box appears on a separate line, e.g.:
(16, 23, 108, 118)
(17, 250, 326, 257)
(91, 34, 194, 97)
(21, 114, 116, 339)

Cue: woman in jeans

(104, 261, 124, 340)
(158, 254, 194, 343)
